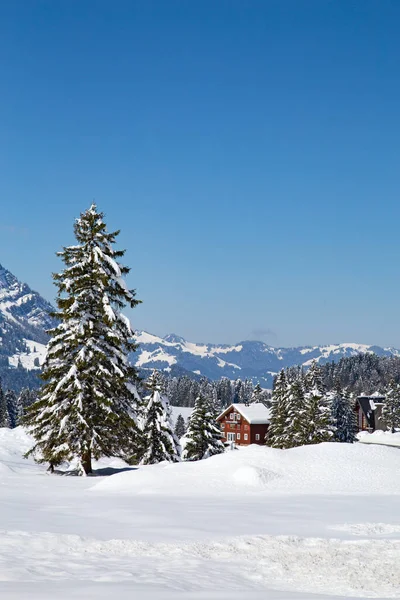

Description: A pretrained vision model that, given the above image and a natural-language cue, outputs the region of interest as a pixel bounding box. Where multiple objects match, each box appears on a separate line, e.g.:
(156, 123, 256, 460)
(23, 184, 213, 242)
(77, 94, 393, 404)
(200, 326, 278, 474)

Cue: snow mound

(92, 441, 400, 496)
(358, 430, 400, 447)
(231, 465, 278, 488)
(331, 523, 400, 536)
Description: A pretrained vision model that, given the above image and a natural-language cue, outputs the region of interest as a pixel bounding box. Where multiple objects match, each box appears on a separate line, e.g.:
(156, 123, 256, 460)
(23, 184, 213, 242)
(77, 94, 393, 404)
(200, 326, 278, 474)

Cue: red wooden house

(217, 403, 271, 446)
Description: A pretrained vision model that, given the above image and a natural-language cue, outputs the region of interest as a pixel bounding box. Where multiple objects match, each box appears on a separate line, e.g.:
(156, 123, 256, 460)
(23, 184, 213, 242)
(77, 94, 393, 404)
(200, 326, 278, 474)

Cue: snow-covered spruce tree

(283, 378, 309, 448)
(174, 413, 186, 439)
(266, 369, 289, 448)
(251, 383, 263, 404)
(182, 395, 224, 461)
(5, 390, 18, 428)
(330, 385, 357, 443)
(0, 385, 10, 428)
(139, 370, 181, 465)
(382, 379, 400, 433)
(23, 204, 141, 475)
(304, 361, 333, 444)
(17, 388, 38, 425)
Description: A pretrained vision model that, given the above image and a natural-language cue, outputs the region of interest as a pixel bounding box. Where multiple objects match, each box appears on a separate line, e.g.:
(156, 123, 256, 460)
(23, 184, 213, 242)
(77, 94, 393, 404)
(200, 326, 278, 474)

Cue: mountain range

(1, 262, 399, 389)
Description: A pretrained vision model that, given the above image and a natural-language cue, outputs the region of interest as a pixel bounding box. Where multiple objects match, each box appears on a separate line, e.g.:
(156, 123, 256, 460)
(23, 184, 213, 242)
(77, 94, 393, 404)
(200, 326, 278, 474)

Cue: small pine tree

(0, 385, 10, 428)
(5, 390, 18, 428)
(251, 383, 263, 404)
(330, 386, 357, 442)
(266, 370, 289, 448)
(23, 204, 141, 475)
(17, 388, 38, 424)
(174, 413, 186, 439)
(139, 371, 181, 465)
(382, 379, 400, 433)
(183, 395, 224, 461)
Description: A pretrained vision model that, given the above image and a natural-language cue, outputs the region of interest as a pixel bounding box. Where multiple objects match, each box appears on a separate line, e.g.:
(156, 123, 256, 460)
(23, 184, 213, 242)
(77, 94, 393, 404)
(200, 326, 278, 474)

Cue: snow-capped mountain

(0, 263, 53, 371)
(133, 331, 400, 387)
(1, 262, 400, 389)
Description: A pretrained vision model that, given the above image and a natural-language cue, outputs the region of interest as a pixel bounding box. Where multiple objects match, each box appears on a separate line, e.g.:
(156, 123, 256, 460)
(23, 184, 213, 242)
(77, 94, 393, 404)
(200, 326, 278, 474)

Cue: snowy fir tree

(174, 413, 186, 439)
(251, 383, 263, 404)
(0, 385, 10, 428)
(382, 379, 400, 433)
(139, 370, 181, 465)
(266, 369, 289, 448)
(305, 361, 333, 444)
(23, 205, 141, 475)
(283, 378, 309, 448)
(182, 395, 225, 461)
(17, 388, 38, 425)
(330, 386, 357, 443)
(5, 390, 18, 428)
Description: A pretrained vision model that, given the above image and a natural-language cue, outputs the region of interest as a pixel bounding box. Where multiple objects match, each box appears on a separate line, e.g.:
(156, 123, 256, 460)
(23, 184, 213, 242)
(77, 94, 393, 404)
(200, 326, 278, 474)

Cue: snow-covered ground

(1, 428, 400, 599)
(358, 430, 400, 448)
(8, 339, 47, 369)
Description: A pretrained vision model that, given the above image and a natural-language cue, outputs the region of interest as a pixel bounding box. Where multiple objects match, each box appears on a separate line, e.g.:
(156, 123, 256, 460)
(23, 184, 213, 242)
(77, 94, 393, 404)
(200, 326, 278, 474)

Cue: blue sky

(1, 1, 400, 347)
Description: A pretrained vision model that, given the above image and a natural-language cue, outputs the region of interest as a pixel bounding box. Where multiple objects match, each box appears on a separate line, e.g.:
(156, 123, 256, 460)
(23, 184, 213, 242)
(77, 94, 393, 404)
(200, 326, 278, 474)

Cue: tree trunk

(81, 449, 92, 475)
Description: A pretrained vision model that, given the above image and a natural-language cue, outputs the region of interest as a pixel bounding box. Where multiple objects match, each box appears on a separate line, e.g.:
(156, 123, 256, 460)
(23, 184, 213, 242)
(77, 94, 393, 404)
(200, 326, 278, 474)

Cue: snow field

(1, 428, 400, 598)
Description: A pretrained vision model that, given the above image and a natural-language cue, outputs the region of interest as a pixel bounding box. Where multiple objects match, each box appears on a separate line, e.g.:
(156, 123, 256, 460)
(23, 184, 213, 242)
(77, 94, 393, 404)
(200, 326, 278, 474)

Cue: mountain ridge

(0, 262, 399, 389)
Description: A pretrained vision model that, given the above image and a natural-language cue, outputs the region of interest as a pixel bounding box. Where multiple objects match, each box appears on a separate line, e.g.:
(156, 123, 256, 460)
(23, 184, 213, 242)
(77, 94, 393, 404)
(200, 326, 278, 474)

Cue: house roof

(217, 403, 271, 424)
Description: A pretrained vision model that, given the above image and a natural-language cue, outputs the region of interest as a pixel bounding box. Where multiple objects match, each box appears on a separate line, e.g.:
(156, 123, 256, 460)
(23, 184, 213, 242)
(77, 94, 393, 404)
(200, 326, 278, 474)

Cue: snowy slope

(1, 428, 400, 598)
(0, 264, 54, 372)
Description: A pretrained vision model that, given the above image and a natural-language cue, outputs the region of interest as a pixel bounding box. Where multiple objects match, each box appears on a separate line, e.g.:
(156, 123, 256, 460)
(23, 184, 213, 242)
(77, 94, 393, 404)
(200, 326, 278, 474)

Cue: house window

(227, 432, 236, 442)
(244, 424, 249, 430)
(221, 431, 225, 437)
(237, 433, 241, 440)
(244, 434, 248, 441)
(230, 413, 235, 420)
(236, 414, 241, 420)
(255, 434, 260, 441)
(221, 423, 225, 429)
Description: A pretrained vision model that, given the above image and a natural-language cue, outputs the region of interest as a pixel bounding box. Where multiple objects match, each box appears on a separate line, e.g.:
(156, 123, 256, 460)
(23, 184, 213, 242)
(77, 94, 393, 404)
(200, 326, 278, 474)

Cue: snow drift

(92, 441, 400, 496)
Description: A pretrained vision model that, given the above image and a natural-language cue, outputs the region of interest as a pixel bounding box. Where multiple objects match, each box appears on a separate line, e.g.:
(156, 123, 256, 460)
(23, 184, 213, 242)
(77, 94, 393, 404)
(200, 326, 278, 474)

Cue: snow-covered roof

(218, 403, 271, 424)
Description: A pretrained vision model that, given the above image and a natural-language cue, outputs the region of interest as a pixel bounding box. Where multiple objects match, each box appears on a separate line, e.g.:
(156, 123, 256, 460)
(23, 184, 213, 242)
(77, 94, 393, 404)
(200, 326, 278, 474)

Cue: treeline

(0, 384, 38, 428)
(267, 361, 357, 449)
(321, 353, 400, 395)
(155, 374, 271, 409)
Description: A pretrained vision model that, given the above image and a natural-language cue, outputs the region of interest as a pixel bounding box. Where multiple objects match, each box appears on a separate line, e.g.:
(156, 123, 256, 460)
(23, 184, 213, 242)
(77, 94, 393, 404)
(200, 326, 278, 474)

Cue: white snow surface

(8, 339, 47, 370)
(358, 430, 400, 447)
(1, 428, 400, 599)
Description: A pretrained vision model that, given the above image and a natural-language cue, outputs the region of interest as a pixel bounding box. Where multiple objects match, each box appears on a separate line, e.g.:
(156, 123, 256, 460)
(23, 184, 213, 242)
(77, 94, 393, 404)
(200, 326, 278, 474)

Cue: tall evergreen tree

(330, 386, 357, 442)
(382, 379, 400, 433)
(182, 395, 224, 461)
(304, 361, 333, 444)
(140, 371, 181, 464)
(174, 413, 186, 439)
(24, 205, 141, 474)
(266, 369, 289, 448)
(284, 378, 309, 448)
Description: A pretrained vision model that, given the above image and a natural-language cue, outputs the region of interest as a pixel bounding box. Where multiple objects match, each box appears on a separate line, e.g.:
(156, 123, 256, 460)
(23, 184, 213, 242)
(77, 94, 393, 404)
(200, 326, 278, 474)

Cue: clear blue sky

(1, 0, 399, 347)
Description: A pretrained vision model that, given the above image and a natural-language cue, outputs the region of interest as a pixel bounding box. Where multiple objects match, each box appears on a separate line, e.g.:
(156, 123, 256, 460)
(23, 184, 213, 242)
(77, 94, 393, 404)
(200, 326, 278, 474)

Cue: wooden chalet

(217, 403, 270, 446)
(355, 393, 386, 432)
